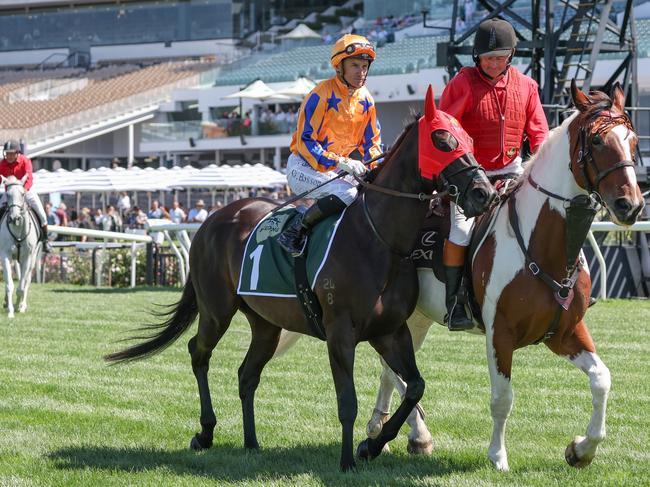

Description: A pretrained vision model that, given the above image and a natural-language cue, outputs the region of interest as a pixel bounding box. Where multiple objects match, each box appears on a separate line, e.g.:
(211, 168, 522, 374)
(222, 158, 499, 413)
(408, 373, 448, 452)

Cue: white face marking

(605, 124, 639, 189)
(610, 124, 634, 161)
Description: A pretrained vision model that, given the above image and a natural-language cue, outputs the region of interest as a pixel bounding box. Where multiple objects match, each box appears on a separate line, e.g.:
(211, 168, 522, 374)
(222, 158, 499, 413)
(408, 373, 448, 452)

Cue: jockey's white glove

(337, 157, 367, 176)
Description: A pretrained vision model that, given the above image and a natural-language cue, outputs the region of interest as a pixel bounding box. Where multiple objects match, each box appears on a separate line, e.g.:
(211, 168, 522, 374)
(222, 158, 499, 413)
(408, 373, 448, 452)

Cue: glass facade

(0, 0, 235, 52)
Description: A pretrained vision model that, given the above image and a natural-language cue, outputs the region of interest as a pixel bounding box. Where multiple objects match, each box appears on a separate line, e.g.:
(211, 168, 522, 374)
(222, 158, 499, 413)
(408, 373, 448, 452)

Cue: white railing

(37, 220, 650, 296)
(45, 225, 152, 288)
(588, 221, 650, 300)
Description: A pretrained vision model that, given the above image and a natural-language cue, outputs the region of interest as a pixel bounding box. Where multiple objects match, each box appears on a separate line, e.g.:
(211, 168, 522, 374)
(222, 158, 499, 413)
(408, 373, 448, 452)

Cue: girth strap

(293, 252, 327, 341)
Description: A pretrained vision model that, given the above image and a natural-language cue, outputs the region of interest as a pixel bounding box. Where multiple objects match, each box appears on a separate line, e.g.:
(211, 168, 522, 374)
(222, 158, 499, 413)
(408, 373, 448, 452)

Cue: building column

(274, 147, 281, 170)
(128, 124, 135, 167)
(260, 148, 265, 165)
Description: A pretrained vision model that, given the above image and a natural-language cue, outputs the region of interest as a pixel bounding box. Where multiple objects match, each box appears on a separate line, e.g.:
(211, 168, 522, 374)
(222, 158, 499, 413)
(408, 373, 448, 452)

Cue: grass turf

(0, 284, 648, 486)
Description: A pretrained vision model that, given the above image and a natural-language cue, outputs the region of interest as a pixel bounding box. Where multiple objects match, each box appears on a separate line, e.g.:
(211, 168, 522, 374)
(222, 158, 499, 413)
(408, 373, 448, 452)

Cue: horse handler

(0, 139, 53, 253)
(438, 17, 549, 330)
(277, 34, 384, 255)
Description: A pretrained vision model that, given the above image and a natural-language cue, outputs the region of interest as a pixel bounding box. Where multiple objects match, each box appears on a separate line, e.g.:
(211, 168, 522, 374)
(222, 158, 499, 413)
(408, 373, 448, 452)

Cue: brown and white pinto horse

(358, 81, 645, 470)
(105, 87, 497, 472)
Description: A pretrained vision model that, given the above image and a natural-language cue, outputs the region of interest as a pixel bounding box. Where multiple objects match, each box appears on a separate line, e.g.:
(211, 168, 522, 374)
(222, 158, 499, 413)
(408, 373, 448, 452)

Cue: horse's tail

(104, 274, 199, 364)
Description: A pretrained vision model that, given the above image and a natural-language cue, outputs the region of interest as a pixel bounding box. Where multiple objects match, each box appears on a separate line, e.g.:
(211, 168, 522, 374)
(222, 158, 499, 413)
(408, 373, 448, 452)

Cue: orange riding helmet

(330, 34, 376, 69)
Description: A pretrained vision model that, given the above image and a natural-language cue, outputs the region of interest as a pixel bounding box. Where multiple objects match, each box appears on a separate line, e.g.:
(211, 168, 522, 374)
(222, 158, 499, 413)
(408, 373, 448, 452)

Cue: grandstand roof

(0, 0, 145, 10)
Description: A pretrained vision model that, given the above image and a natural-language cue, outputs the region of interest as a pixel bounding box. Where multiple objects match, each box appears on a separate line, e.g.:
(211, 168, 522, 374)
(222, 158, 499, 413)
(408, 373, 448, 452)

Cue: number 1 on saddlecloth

(249, 244, 263, 290)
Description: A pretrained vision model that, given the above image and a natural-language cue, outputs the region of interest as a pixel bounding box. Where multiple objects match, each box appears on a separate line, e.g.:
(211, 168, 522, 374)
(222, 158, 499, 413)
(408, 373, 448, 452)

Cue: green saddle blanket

(237, 207, 346, 297)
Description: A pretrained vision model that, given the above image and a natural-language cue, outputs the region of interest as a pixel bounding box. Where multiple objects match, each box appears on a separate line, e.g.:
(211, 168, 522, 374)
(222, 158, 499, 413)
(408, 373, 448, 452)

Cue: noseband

(572, 114, 635, 199)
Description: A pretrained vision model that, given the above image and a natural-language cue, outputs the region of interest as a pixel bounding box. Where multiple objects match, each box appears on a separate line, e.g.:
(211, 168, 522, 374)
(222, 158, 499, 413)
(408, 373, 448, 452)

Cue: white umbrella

(278, 23, 322, 40)
(223, 79, 292, 101)
(274, 76, 317, 98)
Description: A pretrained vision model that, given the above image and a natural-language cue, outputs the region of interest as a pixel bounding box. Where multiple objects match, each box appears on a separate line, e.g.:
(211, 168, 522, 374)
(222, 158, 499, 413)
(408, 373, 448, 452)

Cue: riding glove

(337, 157, 367, 176)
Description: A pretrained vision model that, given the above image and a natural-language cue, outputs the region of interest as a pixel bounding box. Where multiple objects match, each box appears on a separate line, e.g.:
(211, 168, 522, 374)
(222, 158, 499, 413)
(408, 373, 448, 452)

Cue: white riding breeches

(449, 157, 525, 246)
(285, 153, 358, 206)
(0, 189, 48, 226)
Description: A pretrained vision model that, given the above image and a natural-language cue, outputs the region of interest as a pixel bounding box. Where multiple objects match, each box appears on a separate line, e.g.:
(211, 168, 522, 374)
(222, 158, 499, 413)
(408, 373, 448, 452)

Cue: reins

(269, 152, 387, 215)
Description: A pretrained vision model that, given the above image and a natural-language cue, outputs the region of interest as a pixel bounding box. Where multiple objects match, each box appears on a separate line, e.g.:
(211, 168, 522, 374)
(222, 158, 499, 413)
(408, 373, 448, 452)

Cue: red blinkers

(418, 85, 474, 179)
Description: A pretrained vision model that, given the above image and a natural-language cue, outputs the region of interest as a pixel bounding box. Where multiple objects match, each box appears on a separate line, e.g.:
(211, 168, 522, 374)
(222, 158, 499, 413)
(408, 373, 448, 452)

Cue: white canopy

(274, 76, 317, 98)
(278, 23, 322, 40)
(223, 79, 292, 101)
(28, 164, 286, 194)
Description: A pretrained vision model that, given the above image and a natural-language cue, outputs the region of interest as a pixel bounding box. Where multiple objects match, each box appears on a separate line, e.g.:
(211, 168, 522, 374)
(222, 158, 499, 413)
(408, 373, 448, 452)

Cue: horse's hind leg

(188, 308, 236, 450)
(357, 323, 425, 462)
(548, 321, 610, 468)
(238, 312, 281, 450)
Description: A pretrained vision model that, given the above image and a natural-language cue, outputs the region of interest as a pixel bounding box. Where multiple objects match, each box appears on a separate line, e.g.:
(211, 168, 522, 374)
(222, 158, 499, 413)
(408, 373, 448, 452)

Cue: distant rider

(0, 139, 53, 252)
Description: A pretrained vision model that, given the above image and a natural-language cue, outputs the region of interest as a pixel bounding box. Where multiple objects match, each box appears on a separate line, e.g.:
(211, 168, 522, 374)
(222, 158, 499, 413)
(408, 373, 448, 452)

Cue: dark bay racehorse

(105, 86, 497, 471)
(359, 81, 645, 470)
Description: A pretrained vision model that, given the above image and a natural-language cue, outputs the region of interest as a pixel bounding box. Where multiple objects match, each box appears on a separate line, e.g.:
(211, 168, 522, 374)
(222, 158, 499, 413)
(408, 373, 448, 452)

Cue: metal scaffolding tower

(435, 0, 638, 108)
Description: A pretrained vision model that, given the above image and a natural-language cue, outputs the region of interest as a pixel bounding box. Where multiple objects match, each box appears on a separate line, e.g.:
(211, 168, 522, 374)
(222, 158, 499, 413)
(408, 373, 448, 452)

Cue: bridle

(571, 113, 635, 200)
(3, 181, 30, 244)
(355, 155, 486, 259)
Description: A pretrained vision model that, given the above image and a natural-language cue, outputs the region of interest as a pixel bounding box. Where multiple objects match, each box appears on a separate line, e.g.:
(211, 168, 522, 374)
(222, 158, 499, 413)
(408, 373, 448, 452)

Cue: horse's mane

(368, 115, 419, 176)
(522, 111, 578, 177)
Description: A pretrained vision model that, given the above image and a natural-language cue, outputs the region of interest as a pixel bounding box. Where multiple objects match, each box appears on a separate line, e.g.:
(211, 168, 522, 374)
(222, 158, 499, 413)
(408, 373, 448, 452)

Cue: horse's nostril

(471, 187, 488, 205)
(614, 197, 632, 215)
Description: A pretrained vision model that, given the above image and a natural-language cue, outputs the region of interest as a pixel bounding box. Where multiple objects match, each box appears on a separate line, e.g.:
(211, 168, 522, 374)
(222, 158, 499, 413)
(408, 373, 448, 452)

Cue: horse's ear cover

(418, 85, 475, 179)
(424, 84, 436, 122)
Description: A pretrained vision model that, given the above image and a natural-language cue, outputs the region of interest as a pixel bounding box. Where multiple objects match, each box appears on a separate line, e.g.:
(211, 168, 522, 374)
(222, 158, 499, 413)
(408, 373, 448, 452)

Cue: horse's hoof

(244, 441, 260, 452)
(407, 437, 433, 456)
(189, 433, 212, 451)
(7, 313, 14, 319)
(565, 438, 593, 468)
(340, 459, 357, 472)
(356, 439, 371, 462)
(366, 420, 383, 439)
(489, 452, 510, 472)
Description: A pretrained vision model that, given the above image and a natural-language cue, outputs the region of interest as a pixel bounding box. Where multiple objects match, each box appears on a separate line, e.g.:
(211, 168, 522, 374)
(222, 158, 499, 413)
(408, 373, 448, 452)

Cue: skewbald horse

(105, 87, 498, 471)
(357, 80, 644, 470)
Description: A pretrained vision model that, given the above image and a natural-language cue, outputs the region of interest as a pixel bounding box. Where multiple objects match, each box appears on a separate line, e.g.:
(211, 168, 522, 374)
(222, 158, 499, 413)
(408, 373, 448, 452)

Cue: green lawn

(0, 284, 648, 486)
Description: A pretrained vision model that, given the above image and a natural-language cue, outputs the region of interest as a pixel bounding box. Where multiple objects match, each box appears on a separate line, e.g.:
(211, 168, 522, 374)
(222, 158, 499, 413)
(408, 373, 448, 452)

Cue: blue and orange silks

(290, 76, 383, 172)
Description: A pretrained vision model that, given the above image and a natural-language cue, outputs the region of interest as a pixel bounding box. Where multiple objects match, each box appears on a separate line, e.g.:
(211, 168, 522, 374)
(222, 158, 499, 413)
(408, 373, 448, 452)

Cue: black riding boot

(277, 195, 347, 256)
(444, 265, 473, 331)
(40, 224, 53, 253)
(0, 206, 5, 222)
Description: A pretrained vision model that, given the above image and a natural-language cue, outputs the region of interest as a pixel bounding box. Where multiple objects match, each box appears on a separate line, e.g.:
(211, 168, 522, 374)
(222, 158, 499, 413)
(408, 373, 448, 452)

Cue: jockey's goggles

(331, 42, 375, 61)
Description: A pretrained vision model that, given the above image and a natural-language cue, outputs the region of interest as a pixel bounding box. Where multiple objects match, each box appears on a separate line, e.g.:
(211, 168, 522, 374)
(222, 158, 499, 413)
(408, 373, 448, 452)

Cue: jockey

(277, 33, 383, 255)
(439, 18, 549, 330)
(0, 140, 53, 253)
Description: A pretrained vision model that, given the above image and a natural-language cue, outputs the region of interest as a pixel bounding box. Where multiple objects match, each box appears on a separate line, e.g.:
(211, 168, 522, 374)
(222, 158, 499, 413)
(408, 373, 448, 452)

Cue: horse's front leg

(17, 253, 35, 313)
(357, 323, 425, 461)
(366, 311, 433, 455)
(485, 312, 515, 471)
(326, 319, 358, 472)
(2, 256, 15, 318)
(548, 321, 610, 468)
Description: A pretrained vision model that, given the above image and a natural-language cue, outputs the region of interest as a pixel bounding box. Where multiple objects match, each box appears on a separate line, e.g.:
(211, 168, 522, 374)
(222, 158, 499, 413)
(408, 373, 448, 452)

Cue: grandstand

(1, 0, 649, 172)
